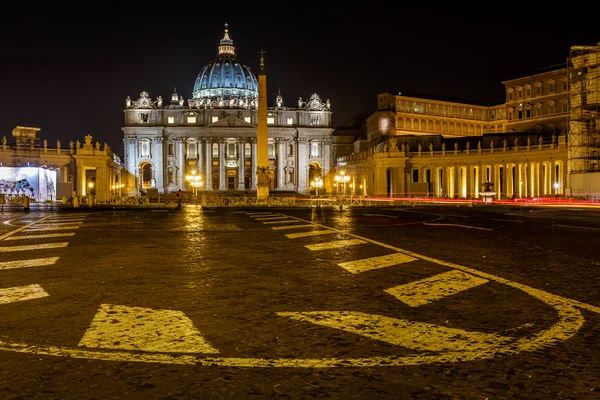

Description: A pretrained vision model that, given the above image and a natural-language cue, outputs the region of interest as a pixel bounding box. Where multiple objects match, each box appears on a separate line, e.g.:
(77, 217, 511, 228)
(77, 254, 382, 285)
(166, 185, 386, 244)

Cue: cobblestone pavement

(0, 205, 599, 399)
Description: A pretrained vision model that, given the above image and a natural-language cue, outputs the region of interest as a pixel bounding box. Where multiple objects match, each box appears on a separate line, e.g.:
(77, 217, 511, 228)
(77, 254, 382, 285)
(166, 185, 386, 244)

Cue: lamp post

(334, 170, 350, 196)
(186, 170, 203, 198)
(311, 177, 323, 196)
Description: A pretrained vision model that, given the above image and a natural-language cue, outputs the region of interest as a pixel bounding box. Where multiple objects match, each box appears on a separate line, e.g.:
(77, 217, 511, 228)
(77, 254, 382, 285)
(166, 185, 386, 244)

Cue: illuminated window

(187, 115, 197, 124)
(168, 116, 175, 124)
(227, 142, 236, 158)
(379, 117, 389, 134)
(212, 116, 219, 123)
(561, 99, 569, 113)
(267, 116, 275, 124)
(187, 143, 197, 158)
(549, 101, 555, 114)
(286, 117, 293, 125)
(140, 141, 150, 157)
(245, 143, 251, 156)
(244, 116, 251, 123)
(517, 87, 523, 100)
(140, 113, 149, 123)
(268, 142, 275, 158)
(212, 143, 218, 157)
(310, 141, 319, 157)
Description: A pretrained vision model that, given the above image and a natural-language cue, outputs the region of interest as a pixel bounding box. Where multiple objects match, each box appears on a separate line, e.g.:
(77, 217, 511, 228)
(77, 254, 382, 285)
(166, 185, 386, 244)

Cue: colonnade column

(205, 138, 212, 191)
(251, 138, 257, 190)
(322, 138, 331, 185)
(238, 139, 245, 190)
(198, 138, 204, 181)
(297, 138, 308, 192)
(152, 137, 164, 193)
(177, 138, 185, 190)
(276, 138, 285, 189)
(219, 138, 226, 190)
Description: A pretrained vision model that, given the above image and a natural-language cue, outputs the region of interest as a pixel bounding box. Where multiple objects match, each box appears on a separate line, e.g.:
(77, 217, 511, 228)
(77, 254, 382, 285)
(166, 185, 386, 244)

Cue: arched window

(310, 141, 319, 157)
(140, 141, 150, 157)
(268, 142, 275, 158)
(245, 143, 251, 157)
(227, 142, 236, 158)
(212, 143, 219, 157)
(168, 143, 175, 156)
(187, 143, 197, 158)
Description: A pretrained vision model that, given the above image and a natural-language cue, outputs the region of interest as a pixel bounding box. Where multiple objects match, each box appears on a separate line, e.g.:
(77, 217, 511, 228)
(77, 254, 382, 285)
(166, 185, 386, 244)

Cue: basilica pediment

(209, 115, 254, 127)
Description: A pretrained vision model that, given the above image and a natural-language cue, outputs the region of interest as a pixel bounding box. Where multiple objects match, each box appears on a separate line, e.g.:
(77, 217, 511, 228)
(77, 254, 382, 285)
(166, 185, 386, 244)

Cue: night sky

(2, 5, 598, 156)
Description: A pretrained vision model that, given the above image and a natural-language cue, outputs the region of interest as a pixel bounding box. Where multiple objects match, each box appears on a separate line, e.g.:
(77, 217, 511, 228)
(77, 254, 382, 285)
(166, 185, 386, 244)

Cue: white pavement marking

(79, 304, 220, 354)
(0, 216, 52, 240)
(26, 226, 80, 231)
(247, 213, 277, 217)
(385, 270, 489, 307)
(44, 217, 86, 221)
(285, 230, 337, 239)
(555, 224, 600, 231)
(5, 233, 75, 240)
(262, 220, 299, 224)
(271, 224, 314, 230)
(305, 239, 366, 251)
(35, 221, 82, 226)
(0, 242, 68, 252)
(0, 284, 49, 305)
(0, 257, 60, 270)
(256, 216, 290, 220)
(422, 223, 492, 231)
(363, 214, 398, 218)
(277, 311, 512, 351)
(338, 253, 417, 274)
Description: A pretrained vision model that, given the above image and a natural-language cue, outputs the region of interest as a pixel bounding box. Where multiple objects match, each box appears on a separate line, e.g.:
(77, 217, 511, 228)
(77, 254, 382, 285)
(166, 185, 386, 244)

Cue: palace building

(121, 25, 335, 196)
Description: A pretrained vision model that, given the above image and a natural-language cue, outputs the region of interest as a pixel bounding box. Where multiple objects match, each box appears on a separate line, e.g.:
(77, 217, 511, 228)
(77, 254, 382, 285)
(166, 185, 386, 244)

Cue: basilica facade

(122, 25, 334, 196)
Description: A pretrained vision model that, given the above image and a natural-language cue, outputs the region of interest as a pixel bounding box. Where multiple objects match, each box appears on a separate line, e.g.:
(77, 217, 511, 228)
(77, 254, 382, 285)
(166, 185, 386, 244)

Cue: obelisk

(256, 49, 270, 199)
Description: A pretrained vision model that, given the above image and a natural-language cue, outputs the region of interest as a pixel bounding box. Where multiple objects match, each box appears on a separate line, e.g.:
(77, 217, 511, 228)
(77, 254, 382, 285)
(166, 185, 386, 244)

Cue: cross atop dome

(219, 23, 235, 55)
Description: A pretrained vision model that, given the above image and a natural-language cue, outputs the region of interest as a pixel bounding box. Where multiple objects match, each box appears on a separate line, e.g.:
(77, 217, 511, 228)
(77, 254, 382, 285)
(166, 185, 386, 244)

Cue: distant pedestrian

(176, 189, 183, 208)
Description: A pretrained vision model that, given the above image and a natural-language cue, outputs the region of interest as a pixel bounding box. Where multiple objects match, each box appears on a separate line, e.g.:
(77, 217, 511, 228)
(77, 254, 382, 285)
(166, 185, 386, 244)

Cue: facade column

(205, 138, 213, 191)
(177, 138, 185, 190)
(297, 138, 309, 192)
(219, 138, 226, 190)
(276, 138, 285, 189)
(238, 139, 245, 190)
(323, 138, 331, 190)
(152, 137, 164, 193)
(507, 164, 514, 199)
(251, 138, 257, 190)
(198, 138, 204, 180)
(396, 165, 407, 196)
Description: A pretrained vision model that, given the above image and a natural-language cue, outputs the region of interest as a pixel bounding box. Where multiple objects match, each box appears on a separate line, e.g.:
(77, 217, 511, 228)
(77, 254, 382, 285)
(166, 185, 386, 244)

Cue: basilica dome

(191, 24, 258, 109)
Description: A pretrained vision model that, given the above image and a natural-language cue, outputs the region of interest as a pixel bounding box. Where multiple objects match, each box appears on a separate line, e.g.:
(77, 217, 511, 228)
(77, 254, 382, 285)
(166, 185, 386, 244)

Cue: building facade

(338, 65, 574, 200)
(122, 25, 335, 196)
(0, 126, 122, 202)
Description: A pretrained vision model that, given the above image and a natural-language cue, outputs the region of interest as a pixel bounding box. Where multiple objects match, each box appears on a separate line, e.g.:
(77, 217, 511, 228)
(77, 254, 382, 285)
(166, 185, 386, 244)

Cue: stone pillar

(152, 137, 164, 193)
(276, 138, 285, 189)
(177, 138, 185, 190)
(251, 138, 257, 190)
(205, 139, 213, 191)
(238, 139, 245, 190)
(297, 138, 309, 192)
(198, 138, 204, 181)
(219, 138, 226, 190)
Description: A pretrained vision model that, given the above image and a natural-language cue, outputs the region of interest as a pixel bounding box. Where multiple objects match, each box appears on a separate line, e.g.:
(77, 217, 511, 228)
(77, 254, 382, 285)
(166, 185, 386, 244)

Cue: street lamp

(334, 170, 350, 196)
(311, 177, 323, 196)
(186, 170, 203, 198)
